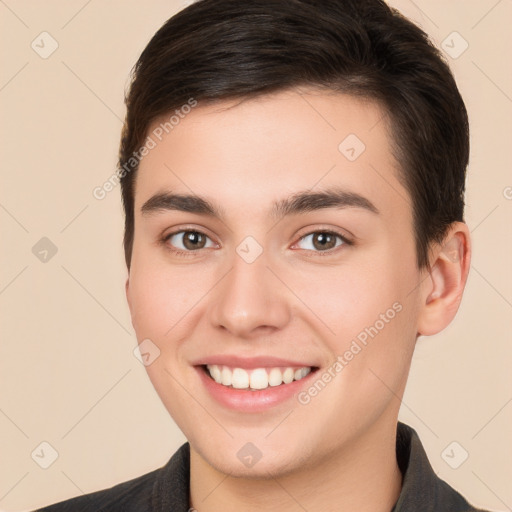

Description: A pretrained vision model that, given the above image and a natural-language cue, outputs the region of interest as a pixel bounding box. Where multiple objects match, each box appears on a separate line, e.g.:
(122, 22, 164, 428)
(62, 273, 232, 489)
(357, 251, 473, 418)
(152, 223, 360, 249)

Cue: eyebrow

(140, 187, 379, 220)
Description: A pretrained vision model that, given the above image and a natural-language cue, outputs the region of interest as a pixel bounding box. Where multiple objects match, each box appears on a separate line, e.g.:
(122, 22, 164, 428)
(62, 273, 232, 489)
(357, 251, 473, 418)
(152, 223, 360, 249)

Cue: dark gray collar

(392, 421, 486, 511)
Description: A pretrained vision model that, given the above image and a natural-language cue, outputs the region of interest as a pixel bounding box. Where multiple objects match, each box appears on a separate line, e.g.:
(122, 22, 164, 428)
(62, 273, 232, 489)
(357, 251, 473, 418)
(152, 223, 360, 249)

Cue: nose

(209, 249, 291, 339)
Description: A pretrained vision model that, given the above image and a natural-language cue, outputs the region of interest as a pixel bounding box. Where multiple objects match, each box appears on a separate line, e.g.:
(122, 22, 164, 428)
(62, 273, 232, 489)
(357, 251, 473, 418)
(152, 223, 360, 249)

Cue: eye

(163, 230, 216, 254)
(294, 230, 350, 254)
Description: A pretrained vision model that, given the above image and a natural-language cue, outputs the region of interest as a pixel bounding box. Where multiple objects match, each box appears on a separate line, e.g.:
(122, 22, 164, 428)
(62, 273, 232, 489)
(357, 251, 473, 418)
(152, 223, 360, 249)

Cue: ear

(125, 276, 132, 315)
(125, 275, 138, 330)
(417, 222, 471, 336)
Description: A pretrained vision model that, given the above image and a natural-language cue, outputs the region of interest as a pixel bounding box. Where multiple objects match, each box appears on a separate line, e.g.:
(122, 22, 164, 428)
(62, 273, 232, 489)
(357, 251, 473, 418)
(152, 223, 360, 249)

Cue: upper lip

(192, 355, 319, 369)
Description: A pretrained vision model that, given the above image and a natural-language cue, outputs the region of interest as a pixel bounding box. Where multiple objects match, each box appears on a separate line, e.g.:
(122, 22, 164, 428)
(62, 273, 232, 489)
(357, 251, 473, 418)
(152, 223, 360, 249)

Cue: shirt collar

(392, 421, 479, 511)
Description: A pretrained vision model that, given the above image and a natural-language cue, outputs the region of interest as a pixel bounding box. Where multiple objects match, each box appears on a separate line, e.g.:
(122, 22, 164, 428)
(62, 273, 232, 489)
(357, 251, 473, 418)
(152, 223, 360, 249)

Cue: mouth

(199, 364, 320, 391)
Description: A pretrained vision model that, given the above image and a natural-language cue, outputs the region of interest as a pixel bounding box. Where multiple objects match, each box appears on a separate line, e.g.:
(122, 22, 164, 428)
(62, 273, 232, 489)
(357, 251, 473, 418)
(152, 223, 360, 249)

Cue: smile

(204, 364, 315, 391)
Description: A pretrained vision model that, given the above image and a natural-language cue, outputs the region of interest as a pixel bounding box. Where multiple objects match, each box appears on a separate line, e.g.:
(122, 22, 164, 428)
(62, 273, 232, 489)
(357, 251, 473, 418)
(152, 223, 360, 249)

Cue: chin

(196, 440, 313, 480)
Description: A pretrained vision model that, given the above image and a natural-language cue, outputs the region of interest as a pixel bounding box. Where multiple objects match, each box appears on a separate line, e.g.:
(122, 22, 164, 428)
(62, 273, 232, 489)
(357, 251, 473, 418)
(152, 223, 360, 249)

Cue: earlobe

(417, 222, 471, 336)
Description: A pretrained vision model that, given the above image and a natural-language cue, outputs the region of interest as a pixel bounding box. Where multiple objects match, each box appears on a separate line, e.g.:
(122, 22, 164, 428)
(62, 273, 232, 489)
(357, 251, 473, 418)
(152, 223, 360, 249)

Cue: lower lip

(195, 365, 319, 413)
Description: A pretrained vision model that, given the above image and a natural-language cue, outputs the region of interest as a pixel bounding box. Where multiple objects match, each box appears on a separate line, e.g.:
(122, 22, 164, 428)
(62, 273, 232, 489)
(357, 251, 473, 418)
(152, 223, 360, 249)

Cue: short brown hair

(118, 0, 469, 270)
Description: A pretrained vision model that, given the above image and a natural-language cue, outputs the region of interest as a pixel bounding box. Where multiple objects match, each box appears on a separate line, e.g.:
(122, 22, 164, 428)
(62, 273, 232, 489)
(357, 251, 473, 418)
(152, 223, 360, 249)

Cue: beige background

(0, 1, 511, 510)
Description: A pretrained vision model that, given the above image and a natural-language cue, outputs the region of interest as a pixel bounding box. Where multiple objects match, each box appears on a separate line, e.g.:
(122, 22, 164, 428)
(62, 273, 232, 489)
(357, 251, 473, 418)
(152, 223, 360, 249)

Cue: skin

(125, 87, 471, 512)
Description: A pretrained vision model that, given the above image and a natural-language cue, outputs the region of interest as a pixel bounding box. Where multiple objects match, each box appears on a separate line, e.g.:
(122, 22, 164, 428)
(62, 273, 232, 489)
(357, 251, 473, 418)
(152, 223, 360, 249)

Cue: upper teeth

(206, 365, 312, 390)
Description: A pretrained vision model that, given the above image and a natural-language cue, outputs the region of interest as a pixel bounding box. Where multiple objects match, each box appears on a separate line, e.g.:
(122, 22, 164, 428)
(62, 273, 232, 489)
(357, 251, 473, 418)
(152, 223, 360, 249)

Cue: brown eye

(313, 232, 337, 250)
(296, 231, 347, 252)
(165, 230, 214, 252)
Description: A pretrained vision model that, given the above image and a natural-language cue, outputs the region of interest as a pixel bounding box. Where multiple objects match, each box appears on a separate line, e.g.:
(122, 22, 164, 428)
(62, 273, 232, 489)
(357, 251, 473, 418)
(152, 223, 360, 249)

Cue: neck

(189, 418, 403, 512)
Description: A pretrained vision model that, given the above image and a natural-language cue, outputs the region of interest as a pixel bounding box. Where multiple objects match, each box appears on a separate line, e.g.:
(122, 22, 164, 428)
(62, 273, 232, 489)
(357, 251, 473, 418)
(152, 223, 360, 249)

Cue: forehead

(134, 88, 409, 221)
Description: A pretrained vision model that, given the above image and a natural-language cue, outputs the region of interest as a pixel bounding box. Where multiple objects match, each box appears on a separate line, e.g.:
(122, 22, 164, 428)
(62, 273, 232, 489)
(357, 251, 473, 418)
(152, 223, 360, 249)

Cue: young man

(34, 0, 493, 510)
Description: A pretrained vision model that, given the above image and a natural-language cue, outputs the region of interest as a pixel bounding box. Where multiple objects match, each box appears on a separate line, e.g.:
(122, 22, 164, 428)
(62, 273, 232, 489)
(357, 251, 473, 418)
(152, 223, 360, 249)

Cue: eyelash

(160, 228, 353, 258)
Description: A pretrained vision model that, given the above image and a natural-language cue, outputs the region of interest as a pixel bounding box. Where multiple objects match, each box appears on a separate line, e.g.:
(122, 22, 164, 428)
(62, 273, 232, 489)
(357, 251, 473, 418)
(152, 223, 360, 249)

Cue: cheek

(128, 261, 200, 340)
(330, 264, 419, 404)
(293, 249, 418, 386)
(291, 260, 403, 343)
(127, 263, 202, 416)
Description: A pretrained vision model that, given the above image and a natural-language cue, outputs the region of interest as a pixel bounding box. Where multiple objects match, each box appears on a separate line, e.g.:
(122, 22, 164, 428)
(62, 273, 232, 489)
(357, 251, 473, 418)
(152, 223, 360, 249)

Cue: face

(126, 88, 426, 477)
